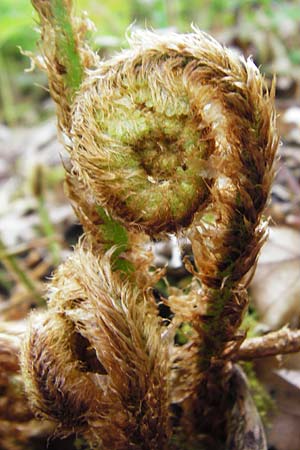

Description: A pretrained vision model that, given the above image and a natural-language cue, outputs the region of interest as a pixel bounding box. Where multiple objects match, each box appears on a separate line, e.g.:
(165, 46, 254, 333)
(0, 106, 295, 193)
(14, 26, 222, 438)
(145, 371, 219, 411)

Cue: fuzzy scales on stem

(20, 1, 279, 449)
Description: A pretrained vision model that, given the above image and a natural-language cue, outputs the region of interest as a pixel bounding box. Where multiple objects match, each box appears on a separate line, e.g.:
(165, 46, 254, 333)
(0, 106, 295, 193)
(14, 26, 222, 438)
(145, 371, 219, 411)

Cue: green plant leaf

(96, 206, 134, 273)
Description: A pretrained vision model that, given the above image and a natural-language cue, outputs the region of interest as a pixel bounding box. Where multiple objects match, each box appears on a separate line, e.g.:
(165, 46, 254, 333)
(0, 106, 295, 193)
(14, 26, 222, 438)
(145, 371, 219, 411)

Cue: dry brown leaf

(250, 226, 300, 329)
(255, 357, 300, 450)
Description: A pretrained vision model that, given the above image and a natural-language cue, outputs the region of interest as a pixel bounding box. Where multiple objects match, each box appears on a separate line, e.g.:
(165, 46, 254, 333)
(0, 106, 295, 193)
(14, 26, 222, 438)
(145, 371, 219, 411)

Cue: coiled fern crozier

(20, 1, 279, 449)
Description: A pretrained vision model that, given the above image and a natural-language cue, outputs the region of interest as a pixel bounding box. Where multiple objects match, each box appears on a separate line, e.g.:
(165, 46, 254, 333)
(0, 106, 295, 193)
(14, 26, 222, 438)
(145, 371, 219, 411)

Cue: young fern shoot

(20, 0, 279, 448)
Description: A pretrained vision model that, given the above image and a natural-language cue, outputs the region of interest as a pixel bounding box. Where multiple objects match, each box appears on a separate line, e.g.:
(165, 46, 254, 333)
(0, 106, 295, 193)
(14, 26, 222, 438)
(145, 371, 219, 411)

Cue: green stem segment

(96, 206, 134, 274)
(32, 0, 84, 104)
(50, 0, 84, 97)
(197, 287, 246, 371)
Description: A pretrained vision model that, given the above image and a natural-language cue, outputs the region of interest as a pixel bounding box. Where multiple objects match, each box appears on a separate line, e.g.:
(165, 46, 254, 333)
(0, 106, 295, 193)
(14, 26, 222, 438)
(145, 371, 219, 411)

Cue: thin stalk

(0, 237, 44, 305)
(37, 195, 61, 266)
(32, 165, 61, 266)
(0, 51, 15, 125)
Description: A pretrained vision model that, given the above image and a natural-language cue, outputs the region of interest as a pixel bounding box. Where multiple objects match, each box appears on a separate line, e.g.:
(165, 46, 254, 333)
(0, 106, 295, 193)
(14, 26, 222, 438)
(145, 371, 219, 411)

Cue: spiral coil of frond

(71, 29, 277, 236)
(21, 245, 170, 449)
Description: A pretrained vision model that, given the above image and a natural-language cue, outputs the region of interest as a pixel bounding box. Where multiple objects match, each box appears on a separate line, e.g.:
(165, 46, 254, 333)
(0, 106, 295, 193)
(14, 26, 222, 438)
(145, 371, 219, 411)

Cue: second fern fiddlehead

(22, 246, 170, 449)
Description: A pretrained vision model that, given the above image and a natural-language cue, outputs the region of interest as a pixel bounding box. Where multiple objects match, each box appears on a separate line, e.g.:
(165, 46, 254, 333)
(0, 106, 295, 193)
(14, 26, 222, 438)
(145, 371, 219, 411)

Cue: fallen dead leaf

(255, 356, 300, 450)
(250, 226, 300, 329)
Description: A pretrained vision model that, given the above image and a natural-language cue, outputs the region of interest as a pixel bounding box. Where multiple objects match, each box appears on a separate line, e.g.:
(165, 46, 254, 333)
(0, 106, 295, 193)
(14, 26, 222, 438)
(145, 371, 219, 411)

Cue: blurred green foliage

(0, 0, 36, 56)
(1, 0, 300, 125)
(0, 0, 36, 124)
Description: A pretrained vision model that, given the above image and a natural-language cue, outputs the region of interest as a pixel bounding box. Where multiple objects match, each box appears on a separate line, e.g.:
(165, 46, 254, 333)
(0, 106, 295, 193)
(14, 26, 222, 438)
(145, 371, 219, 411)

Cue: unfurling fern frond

(20, 1, 279, 448)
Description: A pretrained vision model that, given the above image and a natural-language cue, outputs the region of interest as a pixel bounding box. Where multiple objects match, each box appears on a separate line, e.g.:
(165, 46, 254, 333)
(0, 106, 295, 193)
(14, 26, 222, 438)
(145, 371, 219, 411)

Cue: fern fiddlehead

(21, 1, 279, 448)
(71, 28, 278, 367)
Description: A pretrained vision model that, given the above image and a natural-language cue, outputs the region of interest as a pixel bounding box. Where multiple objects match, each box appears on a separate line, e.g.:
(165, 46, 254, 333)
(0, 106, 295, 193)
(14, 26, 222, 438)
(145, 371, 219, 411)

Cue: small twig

(236, 327, 300, 361)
